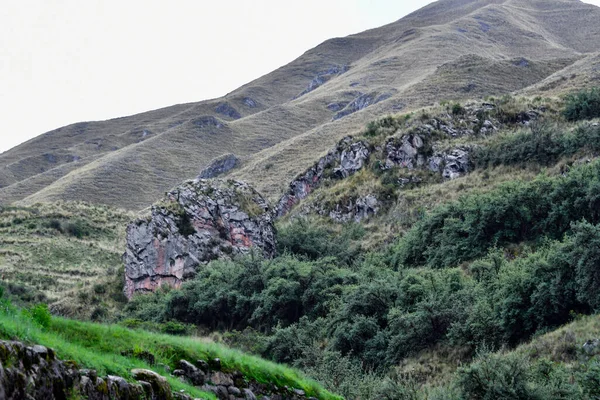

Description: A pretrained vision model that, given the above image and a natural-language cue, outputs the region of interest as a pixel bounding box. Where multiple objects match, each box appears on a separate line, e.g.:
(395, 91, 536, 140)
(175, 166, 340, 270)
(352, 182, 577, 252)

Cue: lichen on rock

(124, 179, 275, 298)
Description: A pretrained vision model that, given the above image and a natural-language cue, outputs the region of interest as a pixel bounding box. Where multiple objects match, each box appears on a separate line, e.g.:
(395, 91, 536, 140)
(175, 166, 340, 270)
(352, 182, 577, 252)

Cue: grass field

(0, 302, 341, 400)
(0, 202, 133, 318)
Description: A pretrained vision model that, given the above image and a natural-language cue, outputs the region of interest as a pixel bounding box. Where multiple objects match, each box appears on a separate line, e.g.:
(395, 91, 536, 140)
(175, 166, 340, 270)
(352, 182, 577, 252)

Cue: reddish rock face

(124, 179, 275, 299)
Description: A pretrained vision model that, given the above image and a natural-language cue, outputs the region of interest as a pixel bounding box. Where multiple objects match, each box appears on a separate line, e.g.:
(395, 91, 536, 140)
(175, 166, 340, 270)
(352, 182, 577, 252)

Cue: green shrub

(472, 122, 600, 169)
(457, 352, 536, 399)
(276, 218, 363, 265)
(176, 213, 196, 237)
(452, 103, 465, 116)
(46, 219, 63, 232)
(160, 321, 189, 336)
(90, 306, 108, 321)
(23, 303, 52, 328)
(563, 87, 600, 121)
(93, 283, 106, 294)
(391, 159, 600, 268)
(63, 220, 92, 238)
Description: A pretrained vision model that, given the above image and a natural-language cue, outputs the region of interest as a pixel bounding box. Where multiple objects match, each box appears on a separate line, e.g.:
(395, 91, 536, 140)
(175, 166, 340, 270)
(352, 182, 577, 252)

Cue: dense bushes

(124, 219, 600, 375)
(472, 122, 600, 169)
(564, 87, 600, 121)
(391, 159, 600, 269)
(122, 150, 600, 397)
(125, 255, 357, 332)
(276, 218, 364, 264)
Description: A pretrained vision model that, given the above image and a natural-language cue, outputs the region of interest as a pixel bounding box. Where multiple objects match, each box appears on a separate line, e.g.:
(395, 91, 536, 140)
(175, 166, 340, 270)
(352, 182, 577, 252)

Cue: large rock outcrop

(274, 137, 369, 217)
(274, 101, 546, 220)
(124, 179, 275, 298)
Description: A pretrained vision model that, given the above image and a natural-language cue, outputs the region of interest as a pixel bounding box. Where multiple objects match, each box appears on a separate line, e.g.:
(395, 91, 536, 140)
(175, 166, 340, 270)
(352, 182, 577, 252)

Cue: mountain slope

(2, 0, 600, 209)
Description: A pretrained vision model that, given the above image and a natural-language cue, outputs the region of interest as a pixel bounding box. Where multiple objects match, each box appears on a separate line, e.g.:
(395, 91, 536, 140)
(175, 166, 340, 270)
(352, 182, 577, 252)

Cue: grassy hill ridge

(3, 0, 600, 209)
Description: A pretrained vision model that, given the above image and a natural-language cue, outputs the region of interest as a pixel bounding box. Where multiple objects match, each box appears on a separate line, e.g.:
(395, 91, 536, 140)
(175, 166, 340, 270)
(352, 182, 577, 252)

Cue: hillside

(3, 1, 600, 399)
(2, 0, 600, 209)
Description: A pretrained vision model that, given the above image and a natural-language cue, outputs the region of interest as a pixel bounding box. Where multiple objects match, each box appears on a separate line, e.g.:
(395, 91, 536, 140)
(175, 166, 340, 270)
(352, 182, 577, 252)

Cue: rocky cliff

(124, 179, 275, 299)
(274, 101, 545, 222)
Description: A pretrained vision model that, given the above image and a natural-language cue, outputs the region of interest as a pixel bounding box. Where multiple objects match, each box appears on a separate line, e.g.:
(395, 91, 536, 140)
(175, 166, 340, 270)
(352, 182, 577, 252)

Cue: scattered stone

(244, 388, 258, 400)
(195, 359, 210, 373)
(178, 360, 206, 386)
(210, 358, 222, 371)
(192, 116, 225, 129)
(211, 371, 234, 387)
(229, 386, 242, 395)
(243, 97, 258, 108)
(335, 141, 370, 178)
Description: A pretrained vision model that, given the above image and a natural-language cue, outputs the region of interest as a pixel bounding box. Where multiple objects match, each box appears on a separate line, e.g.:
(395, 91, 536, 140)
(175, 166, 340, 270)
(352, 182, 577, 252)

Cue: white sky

(1, 0, 599, 153)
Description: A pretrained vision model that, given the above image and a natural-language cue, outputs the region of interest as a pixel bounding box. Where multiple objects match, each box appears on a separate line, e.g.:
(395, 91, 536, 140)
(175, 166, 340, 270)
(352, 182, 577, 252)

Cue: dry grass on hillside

(2, 0, 600, 210)
(0, 202, 134, 318)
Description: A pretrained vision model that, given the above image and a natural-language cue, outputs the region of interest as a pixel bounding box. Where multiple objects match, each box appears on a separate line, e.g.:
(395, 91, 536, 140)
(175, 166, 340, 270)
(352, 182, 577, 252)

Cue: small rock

(243, 388, 258, 400)
(178, 359, 205, 386)
(211, 371, 234, 386)
(583, 339, 600, 354)
(228, 386, 242, 396)
(132, 369, 173, 400)
(195, 359, 210, 372)
(216, 385, 229, 399)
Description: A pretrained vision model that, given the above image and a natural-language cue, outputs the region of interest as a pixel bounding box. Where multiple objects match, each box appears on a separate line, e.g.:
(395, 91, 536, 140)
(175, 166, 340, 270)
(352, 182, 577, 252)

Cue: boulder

(131, 369, 173, 400)
(178, 360, 205, 386)
(124, 179, 275, 298)
(198, 154, 240, 179)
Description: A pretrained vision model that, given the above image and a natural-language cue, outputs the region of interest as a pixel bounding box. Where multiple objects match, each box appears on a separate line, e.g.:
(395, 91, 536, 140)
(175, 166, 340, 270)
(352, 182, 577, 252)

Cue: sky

(1, 0, 600, 153)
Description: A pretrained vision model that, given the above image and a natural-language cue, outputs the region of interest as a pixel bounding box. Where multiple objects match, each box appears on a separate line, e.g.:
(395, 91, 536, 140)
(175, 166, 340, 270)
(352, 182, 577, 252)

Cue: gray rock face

(296, 65, 349, 98)
(277, 101, 546, 221)
(124, 179, 275, 298)
(215, 102, 242, 119)
(329, 195, 379, 223)
(198, 154, 239, 179)
(243, 97, 258, 108)
(192, 116, 225, 129)
(383, 135, 426, 170)
(334, 93, 375, 120)
(583, 339, 600, 354)
(440, 148, 471, 179)
(275, 137, 370, 217)
(383, 135, 471, 180)
(335, 141, 370, 178)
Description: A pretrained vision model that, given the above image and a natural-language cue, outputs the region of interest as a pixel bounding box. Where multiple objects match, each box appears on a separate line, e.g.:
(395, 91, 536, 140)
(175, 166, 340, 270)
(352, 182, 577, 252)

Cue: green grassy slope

(0, 305, 341, 400)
